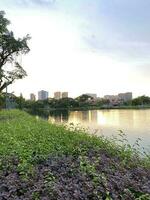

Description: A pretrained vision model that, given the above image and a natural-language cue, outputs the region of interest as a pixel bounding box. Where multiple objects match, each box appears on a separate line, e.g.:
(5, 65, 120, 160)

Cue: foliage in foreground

(0, 152, 150, 200)
(0, 11, 30, 93)
(0, 110, 150, 199)
(0, 110, 149, 167)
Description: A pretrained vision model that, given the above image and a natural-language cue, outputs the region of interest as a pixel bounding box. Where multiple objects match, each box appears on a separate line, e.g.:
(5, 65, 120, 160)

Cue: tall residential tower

(30, 93, 36, 101)
(54, 92, 61, 99)
(62, 92, 68, 98)
(38, 90, 49, 100)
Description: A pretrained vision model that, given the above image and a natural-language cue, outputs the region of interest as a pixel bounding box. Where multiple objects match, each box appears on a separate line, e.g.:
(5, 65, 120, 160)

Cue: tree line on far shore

(1, 93, 150, 110)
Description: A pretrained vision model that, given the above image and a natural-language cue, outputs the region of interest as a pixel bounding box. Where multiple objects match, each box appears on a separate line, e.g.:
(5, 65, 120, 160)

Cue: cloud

(135, 64, 150, 76)
(3, 0, 150, 63)
(83, 33, 150, 61)
(24, 0, 56, 6)
(78, 0, 150, 62)
(0, 0, 56, 9)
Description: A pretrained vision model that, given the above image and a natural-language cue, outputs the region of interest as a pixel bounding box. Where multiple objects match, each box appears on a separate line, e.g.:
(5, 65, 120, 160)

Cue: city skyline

(0, 1, 150, 98)
(29, 90, 133, 101)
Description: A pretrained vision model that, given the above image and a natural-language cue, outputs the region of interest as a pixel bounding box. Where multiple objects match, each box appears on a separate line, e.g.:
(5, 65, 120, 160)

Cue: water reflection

(35, 109, 150, 151)
(48, 110, 69, 123)
(69, 109, 150, 151)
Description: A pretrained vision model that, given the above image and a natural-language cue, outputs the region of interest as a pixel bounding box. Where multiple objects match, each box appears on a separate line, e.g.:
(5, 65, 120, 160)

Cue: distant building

(30, 93, 36, 101)
(62, 92, 68, 98)
(104, 95, 118, 101)
(104, 95, 120, 105)
(118, 92, 132, 102)
(54, 92, 61, 100)
(38, 90, 48, 100)
(104, 92, 133, 105)
(85, 93, 97, 99)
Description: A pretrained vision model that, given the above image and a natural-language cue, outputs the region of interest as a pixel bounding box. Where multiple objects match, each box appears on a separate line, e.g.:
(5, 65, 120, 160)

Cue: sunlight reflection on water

(46, 109, 150, 152)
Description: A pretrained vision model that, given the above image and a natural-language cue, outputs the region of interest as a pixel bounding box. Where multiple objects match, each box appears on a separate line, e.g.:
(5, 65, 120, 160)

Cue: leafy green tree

(96, 98, 110, 106)
(132, 95, 150, 106)
(25, 100, 45, 110)
(57, 97, 79, 108)
(76, 94, 93, 102)
(0, 11, 30, 93)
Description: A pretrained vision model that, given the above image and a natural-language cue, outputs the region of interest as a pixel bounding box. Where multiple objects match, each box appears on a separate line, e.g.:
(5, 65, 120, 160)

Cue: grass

(0, 109, 150, 199)
(0, 109, 149, 168)
(0, 110, 108, 164)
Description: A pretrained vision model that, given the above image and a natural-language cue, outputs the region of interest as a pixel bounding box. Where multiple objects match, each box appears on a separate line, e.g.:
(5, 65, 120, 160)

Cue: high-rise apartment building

(118, 92, 132, 102)
(30, 93, 36, 101)
(54, 92, 61, 99)
(104, 95, 118, 101)
(104, 92, 132, 103)
(62, 92, 68, 98)
(38, 90, 49, 100)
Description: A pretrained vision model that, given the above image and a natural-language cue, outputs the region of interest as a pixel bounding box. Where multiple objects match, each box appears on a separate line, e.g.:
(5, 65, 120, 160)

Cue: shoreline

(25, 105, 150, 113)
(0, 109, 150, 199)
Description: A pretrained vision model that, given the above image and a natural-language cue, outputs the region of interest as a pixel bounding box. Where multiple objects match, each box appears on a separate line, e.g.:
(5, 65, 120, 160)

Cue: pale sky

(1, 0, 150, 99)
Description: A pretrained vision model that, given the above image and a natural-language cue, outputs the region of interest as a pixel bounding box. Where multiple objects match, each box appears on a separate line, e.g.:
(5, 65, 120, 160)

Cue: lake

(39, 109, 150, 152)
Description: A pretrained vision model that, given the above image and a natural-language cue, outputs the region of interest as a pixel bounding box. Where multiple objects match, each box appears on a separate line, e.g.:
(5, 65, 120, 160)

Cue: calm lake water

(39, 109, 150, 152)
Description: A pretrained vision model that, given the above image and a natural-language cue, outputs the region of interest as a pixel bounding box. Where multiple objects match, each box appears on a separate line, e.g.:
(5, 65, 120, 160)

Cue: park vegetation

(1, 93, 150, 111)
(0, 11, 30, 93)
(0, 11, 150, 199)
(0, 110, 150, 199)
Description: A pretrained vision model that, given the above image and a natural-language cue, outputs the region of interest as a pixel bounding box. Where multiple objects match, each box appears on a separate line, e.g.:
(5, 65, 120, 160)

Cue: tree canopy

(0, 11, 30, 93)
(76, 94, 93, 102)
(132, 95, 150, 106)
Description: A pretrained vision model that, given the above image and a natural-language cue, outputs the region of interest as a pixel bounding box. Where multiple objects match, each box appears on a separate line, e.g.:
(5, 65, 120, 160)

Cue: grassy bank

(0, 110, 150, 199)
(0, 109, 113, 162)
